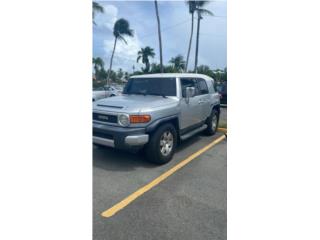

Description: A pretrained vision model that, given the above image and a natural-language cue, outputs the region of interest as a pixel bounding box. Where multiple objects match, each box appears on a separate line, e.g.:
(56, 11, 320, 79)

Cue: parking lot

(93, 109, 227, 240)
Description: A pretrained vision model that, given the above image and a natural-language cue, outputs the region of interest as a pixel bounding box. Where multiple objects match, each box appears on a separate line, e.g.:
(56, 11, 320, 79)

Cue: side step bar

(180, 124, 207, 141)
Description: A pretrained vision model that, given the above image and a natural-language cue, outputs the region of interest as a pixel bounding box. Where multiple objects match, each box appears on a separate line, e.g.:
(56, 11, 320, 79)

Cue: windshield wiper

(126, 91, 167, 98)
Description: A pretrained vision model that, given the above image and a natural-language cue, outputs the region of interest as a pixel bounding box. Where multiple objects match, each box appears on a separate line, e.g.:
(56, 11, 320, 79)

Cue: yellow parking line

(101, 134, 226, 218)
(218, 128, 227, 134)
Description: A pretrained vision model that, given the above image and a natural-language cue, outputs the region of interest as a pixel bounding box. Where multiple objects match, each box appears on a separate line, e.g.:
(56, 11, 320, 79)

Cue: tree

(194, 1, 213, 72)
(106, 69, 117, 83)
(222, 67, 227, 82)
(97, 68, 107, 81)
(164, 65, 176, 73)
(92, 2, 104, 25)
(213, 68, 227, 83)
(106, 18, 134, 86)
(154, 0, 164, 73)
(117, 68, 124, 82)
(185, 0, 197, 72)
(92, 57, 104, 79)
(150, 63, 161, 73)
(169, 55, 186, 72)
(196, 65, 214, 77)
(124, 72, 129, 81)
(137, 46, 155, 72)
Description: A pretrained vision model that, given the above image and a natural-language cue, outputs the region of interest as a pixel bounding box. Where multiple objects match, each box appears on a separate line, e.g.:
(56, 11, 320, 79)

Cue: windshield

(123, 77, 176, 96)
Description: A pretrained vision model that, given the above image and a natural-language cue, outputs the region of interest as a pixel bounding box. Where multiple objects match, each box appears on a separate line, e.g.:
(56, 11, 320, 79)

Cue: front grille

(93, 131, 113, 140)
(93, 113, 118, 123)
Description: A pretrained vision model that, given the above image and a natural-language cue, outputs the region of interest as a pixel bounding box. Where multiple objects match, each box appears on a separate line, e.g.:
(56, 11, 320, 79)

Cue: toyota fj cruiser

(93, 73, 220, 164)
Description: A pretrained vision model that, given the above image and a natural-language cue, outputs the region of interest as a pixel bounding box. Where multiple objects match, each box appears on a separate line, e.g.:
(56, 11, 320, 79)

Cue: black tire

(145, 123, 177, 164)
(204, 109, 219, 135)
(110, 94, 115, 97)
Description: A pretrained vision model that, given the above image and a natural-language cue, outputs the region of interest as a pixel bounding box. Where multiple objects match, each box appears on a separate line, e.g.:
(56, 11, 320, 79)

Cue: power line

(139, 19, 191, 39)
(138, 15, 226, 40)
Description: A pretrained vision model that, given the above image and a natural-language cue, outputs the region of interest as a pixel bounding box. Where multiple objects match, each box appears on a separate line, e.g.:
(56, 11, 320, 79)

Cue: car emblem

(98, 115, 109, 120)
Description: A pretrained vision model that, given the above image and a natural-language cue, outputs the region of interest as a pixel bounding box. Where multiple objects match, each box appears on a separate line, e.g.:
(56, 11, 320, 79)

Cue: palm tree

(137, 47, 156, 72)
(185, 0, 197, 72)
(194, 1, 213, 72)
(196, 65, 214, 77)
(154, 0, 164, 73)
(92, 2, 104, 25)
(92, 57, 104, 79)
(106, 18, 134, 86)
(169, 55, 186, 72)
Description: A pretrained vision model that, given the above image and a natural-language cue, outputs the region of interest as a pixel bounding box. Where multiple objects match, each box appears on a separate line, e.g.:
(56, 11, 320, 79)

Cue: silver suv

(93, 73, 220, 164)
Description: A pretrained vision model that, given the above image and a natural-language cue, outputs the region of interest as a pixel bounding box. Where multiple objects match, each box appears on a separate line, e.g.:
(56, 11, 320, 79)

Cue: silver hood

(93, 94, 179, 113)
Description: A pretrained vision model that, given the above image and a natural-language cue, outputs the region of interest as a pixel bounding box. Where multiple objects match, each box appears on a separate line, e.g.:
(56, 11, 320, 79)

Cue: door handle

(198, 100, 205, 104)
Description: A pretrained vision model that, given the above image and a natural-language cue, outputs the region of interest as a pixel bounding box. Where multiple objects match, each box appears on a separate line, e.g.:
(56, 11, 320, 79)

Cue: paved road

(93, 109, 227, 240)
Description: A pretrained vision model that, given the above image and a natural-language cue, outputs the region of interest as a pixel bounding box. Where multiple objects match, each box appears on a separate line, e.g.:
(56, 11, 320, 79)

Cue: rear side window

(180, 78, 200, 97)
(197, 78, 209, 95)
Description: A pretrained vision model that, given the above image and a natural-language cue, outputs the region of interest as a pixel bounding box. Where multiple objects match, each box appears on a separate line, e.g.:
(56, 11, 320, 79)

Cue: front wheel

(204, 109, 219, 135)
(145, 123, 177, 164)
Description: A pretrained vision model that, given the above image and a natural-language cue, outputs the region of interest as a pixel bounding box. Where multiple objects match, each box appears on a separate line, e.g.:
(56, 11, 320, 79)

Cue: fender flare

(146, 115, 179, 133)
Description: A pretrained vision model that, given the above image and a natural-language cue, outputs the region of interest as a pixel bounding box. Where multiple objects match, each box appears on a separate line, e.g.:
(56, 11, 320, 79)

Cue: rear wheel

(145, 123, 177, 164)
(204, 109, 219, 135)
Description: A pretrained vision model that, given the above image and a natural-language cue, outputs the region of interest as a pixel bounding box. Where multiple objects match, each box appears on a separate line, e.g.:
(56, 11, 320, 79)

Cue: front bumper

(93, 122, 149, 149)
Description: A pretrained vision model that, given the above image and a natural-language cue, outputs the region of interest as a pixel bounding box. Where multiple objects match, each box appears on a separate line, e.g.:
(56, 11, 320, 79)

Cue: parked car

(92, 73, 220, 164)
(92, 86, 122, 102)
(216, 82, 227, 105)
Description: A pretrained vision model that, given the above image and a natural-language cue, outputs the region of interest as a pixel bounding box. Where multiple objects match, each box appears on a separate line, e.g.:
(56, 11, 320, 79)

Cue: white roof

(130, 73, 214, 80)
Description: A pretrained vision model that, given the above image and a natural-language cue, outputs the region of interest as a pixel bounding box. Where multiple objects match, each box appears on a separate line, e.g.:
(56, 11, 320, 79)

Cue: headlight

(118, 113, 130, 127)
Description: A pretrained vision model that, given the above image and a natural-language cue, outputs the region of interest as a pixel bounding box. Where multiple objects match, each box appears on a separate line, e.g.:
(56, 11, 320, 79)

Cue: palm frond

(186, 0, 197, 13)
(197, 8, 214, 17)
(196, 0, 210, 8)
(93, 2, 104, 13)
(117, 35, 127, 44)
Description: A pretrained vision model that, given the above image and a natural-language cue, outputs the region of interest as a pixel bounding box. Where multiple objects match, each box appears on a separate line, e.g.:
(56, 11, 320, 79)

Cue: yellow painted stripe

(101, 134, 226, 218)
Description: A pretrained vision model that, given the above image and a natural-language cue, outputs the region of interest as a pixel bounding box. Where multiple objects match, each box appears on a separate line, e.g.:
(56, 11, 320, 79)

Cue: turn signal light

(130, 115, 151, 123)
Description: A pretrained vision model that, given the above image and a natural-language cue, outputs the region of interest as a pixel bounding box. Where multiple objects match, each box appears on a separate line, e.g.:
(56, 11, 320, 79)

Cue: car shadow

(93, 146, 154, 172)
(93, 133, 222, 172)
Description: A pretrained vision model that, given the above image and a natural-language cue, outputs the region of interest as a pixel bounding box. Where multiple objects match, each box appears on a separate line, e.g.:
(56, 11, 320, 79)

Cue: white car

(92, 86, 122, 102)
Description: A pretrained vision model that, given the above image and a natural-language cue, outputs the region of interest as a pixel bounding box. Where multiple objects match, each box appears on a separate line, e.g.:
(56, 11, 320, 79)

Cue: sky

(93, 0, 227, 73)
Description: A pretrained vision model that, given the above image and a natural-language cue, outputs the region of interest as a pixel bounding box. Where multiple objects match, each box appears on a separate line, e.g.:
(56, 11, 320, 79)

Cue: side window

(197, 78, 209, 95)
(180, 78, 200, 97)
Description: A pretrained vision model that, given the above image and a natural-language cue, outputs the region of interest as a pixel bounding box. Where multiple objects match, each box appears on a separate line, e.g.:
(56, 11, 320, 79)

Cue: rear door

(179, 78, 202, 130)
(196, 78, 211, 120)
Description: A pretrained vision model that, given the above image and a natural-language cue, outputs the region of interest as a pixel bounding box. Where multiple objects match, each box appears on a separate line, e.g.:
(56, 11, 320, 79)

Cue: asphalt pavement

(93, 109, 227, 240)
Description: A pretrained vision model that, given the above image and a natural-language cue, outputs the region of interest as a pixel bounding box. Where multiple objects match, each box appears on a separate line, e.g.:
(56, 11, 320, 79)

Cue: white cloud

(104, 34, 144, 71)
(94, 4, 118, 31)
(94, 3, 143, 72)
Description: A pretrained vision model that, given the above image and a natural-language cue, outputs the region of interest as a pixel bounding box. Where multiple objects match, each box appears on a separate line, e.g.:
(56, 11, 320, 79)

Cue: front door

(179, 78, 202, 130)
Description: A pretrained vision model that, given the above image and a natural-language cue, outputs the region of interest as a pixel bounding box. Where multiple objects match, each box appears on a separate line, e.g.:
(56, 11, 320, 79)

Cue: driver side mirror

(186, 87, 195, 98)
(185, 87, 195, 103)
